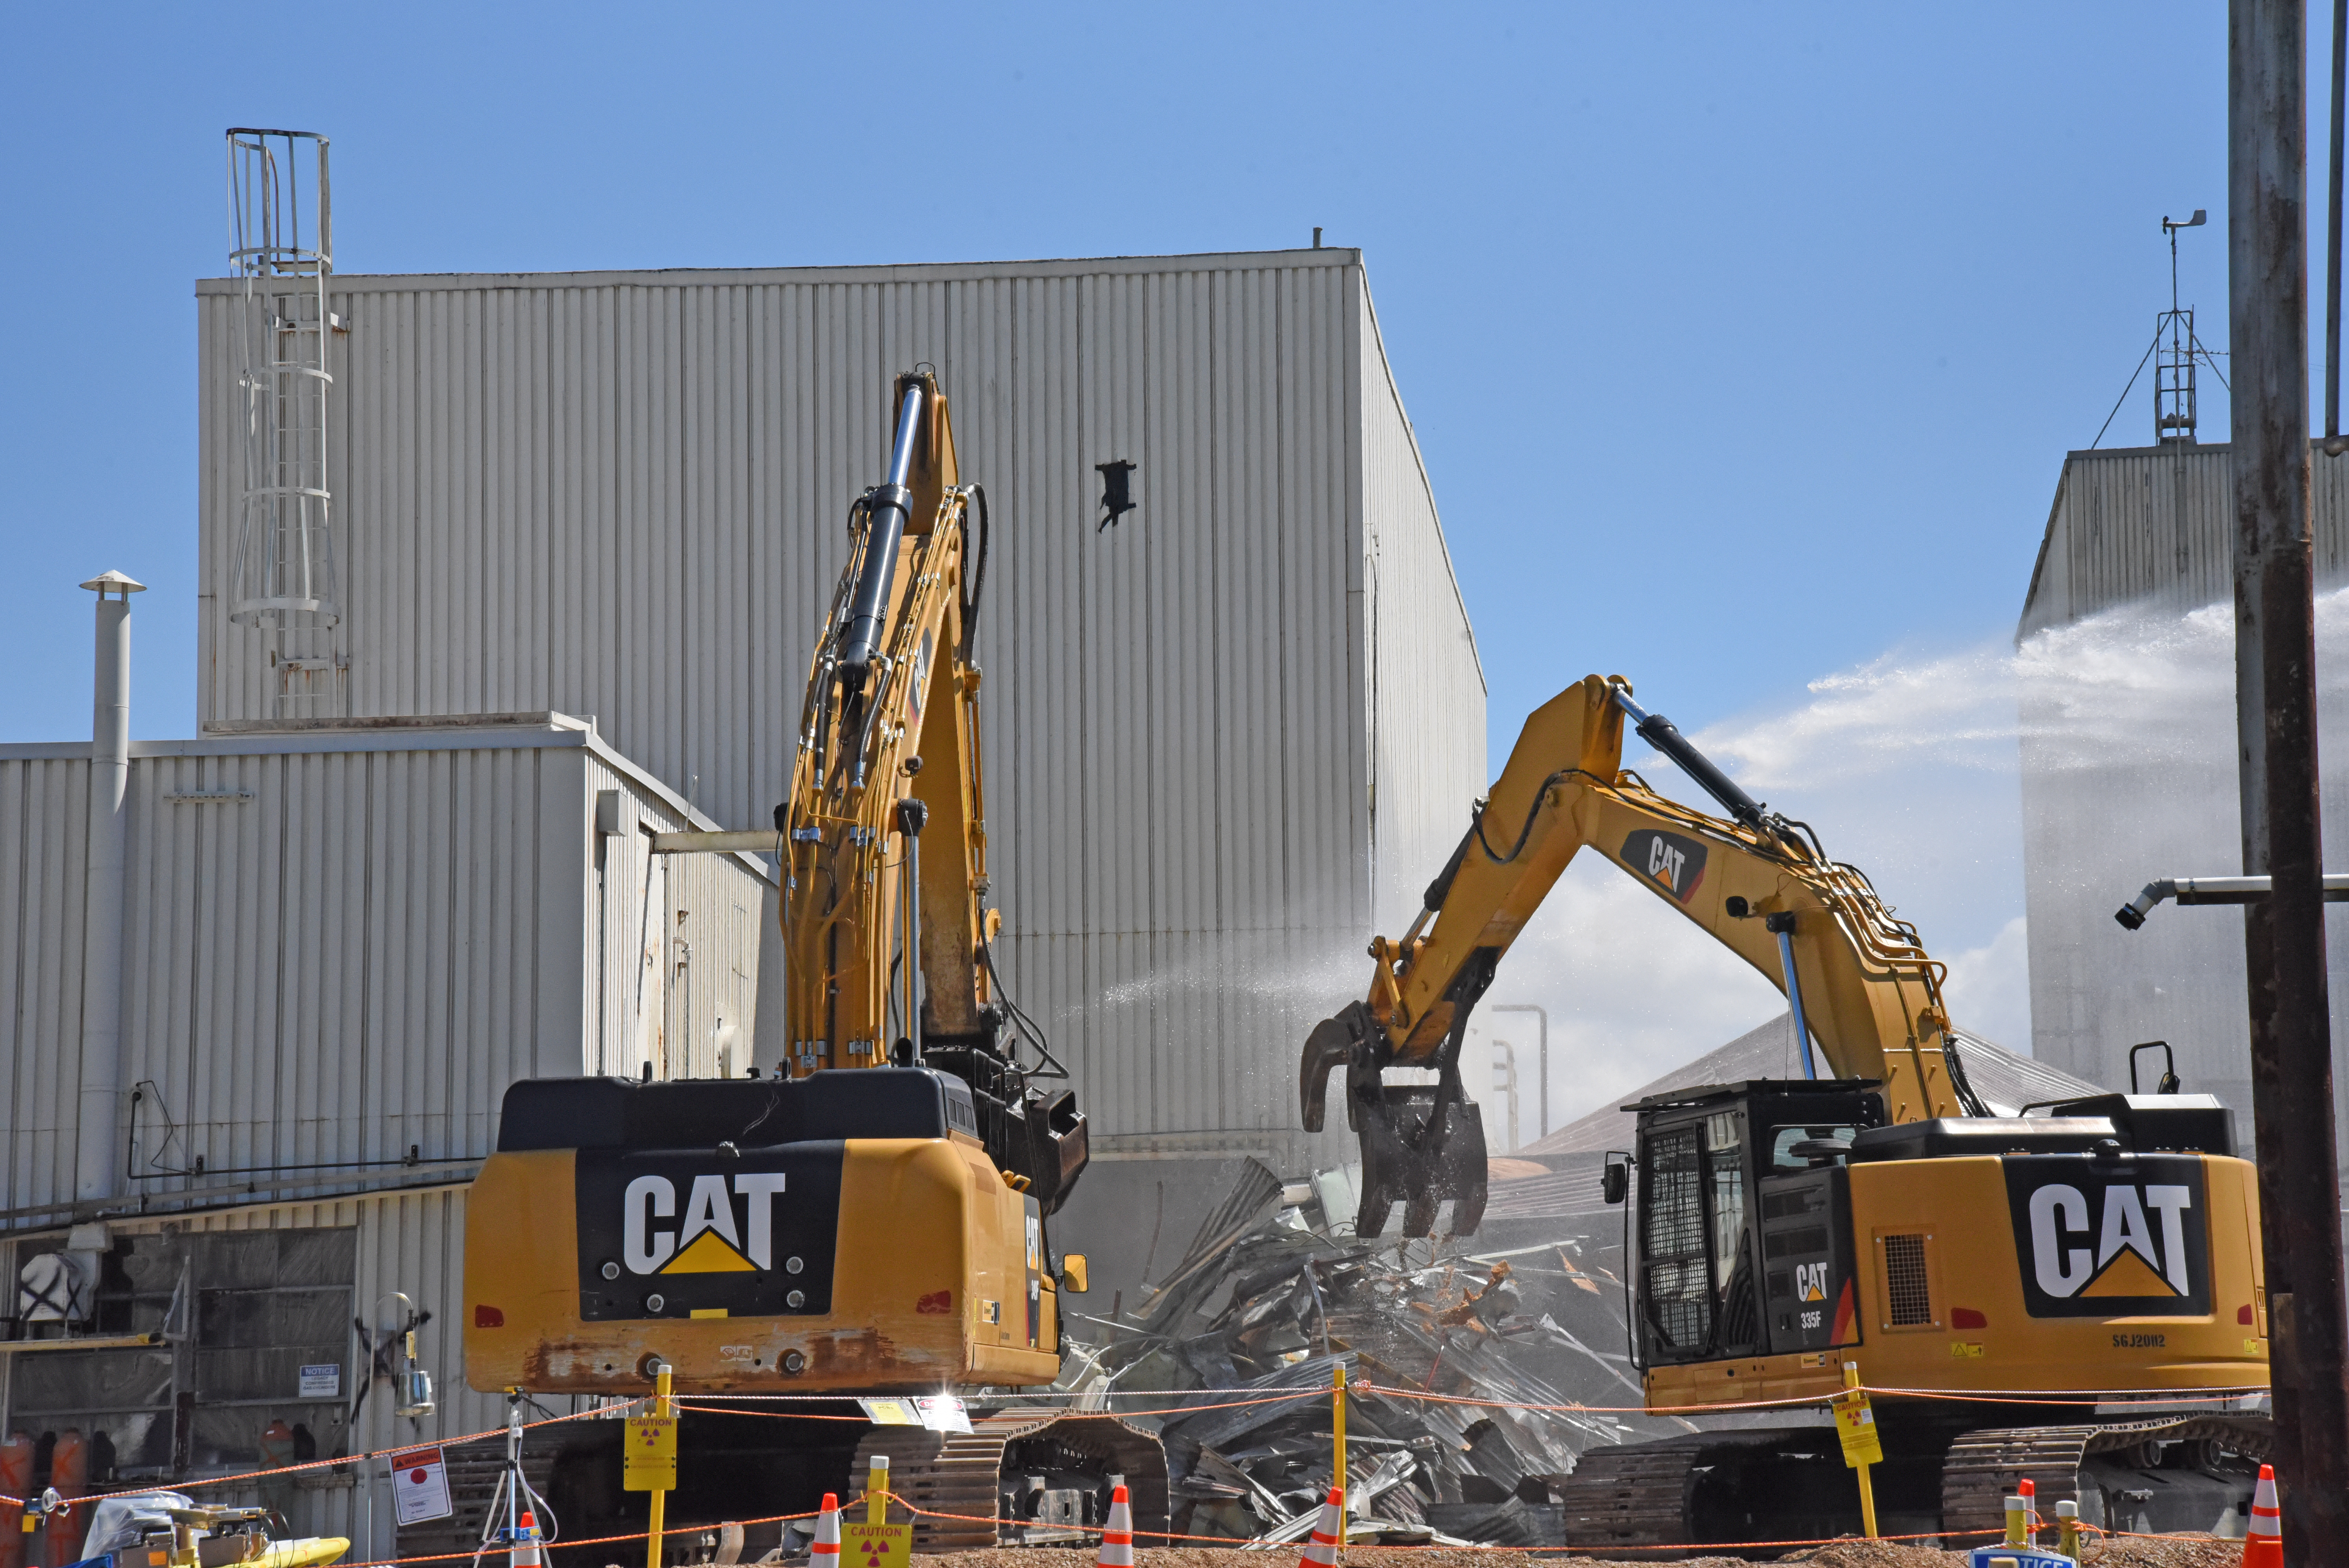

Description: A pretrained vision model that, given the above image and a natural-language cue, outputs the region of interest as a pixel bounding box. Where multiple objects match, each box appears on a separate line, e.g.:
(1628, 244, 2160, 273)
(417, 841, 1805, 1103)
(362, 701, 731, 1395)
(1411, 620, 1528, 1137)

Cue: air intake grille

(1883, 1233, 1932, 1325)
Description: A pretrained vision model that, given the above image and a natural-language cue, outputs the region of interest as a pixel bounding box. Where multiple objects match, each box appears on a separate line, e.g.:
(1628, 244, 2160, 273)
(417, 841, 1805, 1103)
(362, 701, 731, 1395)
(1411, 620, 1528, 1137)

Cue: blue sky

(0, 2, 2306, 1086)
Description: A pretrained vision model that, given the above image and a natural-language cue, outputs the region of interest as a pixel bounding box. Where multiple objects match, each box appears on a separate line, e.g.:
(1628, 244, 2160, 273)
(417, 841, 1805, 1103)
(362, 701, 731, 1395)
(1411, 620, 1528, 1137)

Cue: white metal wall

(2019, 442, 2349, 637)
(0, 720, 770, 1220)
(192, 249, 1484, 1149)
(1356, 278, 1486, 936)
(2016, 442, 2349, 1163)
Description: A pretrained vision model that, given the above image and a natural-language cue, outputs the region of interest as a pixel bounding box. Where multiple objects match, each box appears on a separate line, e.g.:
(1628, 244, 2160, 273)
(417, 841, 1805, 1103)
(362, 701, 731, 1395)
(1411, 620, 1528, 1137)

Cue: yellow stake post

(648, 1365, 673, 1568)
(622, 1363, 679, 1568)
(1834, 1363, 1881, 1539)
(1332, 1361, 1348, 1551)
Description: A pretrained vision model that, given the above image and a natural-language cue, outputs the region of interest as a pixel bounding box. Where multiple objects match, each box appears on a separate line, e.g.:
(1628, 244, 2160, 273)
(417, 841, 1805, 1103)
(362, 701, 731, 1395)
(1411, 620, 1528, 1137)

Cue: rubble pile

(1065, 1159, 1691, 1548)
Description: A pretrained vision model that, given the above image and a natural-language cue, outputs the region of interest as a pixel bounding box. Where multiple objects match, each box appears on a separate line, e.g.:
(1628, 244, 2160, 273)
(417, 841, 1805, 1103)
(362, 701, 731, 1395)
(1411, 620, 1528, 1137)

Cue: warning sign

(390, 1446, 453, 1525)
(842, 1523, 910, 1568)
(623, 1415, 678, 1491)
(913, 1396, 971, 1434)
(1833, 1390, 1882, 1468)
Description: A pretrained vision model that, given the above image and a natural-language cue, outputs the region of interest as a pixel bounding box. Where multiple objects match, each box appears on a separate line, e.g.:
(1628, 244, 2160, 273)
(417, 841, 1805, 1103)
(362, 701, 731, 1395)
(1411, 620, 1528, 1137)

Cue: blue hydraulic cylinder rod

(1766, 912, 1818, 1079)
(835, 379, 929, 695)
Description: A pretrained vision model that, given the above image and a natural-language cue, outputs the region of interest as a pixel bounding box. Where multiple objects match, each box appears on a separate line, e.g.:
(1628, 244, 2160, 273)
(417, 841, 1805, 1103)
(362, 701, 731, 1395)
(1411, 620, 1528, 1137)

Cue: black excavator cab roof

(1848, 1092, 2235, 1162)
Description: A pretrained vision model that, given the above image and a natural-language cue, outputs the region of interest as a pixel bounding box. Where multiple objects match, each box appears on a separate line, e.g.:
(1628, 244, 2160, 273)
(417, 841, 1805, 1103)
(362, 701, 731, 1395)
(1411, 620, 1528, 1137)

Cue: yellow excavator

(1303, 675, 2272, 1546)
(465, 371, 1163, 1557)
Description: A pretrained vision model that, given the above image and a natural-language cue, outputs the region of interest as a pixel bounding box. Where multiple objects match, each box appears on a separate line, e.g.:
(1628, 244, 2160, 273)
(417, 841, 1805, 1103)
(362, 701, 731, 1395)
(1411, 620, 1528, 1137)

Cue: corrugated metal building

(191, 246, 1486, 1161)
(2016, 441, 2349, 1165)
(0, 711, 772, 1554)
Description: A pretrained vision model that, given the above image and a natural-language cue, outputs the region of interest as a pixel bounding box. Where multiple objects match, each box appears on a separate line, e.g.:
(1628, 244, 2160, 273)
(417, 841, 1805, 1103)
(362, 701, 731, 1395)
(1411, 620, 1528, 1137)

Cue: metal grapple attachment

(1299, 1002, 1488, 1238)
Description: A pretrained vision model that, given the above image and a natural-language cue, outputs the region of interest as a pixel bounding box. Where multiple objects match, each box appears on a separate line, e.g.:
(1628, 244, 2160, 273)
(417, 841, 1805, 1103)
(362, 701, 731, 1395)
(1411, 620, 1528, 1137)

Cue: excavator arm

(1302, 674, 1979, 1238)
(780, 369, 1085, 1210)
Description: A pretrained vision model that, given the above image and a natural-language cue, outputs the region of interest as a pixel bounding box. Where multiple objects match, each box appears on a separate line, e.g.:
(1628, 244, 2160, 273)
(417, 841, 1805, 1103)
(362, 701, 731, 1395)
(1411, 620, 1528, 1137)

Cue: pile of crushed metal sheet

(1049, 1016, 2101, 1550)
(1052, 1159, 1690, 1549)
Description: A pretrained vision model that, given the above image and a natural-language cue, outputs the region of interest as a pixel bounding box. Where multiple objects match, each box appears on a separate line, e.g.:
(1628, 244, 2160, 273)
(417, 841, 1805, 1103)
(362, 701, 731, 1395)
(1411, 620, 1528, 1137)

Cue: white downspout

(76, 568, 144, 1205)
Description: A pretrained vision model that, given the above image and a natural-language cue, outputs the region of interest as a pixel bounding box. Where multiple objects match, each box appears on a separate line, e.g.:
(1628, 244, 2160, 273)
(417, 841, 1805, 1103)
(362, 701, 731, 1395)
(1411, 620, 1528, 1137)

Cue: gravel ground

(913, 1534, 2243, 1568)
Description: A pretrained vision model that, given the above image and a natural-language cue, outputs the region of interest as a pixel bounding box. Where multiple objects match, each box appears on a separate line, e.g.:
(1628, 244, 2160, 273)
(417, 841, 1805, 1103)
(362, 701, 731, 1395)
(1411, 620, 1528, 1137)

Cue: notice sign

(843, 1523, 910, 1568)
(913, 1396, 971, 1434)
(623, 1415, 678, 1491)
(390, 1447, 453, 1525)
(1833, 1391, 1882, 1468)
(298, 1364, 342, 1399)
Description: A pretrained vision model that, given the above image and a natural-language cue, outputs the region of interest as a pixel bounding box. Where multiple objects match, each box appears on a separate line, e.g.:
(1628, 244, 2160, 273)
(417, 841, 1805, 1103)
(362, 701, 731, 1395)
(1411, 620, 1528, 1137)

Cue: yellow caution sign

(1834, 1384, 1883, 1468)
(623, 1415, 678, 1491)
(841, 1523, 910, 1568)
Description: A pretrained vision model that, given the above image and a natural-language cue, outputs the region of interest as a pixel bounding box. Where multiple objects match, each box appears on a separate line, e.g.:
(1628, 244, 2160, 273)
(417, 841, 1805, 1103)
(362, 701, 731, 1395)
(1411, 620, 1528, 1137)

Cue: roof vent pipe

(76, 570, 143, 1205)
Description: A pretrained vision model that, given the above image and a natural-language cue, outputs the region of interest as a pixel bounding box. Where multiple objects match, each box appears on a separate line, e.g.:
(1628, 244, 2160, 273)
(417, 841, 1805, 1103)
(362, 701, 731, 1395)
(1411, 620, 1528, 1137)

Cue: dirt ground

(914, 1536, 2243, 1568)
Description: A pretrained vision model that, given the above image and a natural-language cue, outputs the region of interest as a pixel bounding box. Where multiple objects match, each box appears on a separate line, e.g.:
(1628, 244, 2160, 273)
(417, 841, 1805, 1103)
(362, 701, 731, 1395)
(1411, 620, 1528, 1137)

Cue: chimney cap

(80, 570, 147, 596)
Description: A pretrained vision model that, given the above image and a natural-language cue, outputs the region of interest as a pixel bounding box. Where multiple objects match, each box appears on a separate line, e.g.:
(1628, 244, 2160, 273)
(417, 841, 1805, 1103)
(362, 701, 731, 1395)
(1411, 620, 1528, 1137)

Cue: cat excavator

(1302, 674, 2273, 1547)
(464, 371, 1163, 1558)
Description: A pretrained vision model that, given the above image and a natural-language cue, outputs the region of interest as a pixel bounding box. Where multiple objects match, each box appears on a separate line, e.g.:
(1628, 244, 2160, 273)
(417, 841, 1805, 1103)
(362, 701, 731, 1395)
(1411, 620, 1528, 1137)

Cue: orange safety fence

(1, 1481, 2263, 1563)
(0, 1400, 651, 1510)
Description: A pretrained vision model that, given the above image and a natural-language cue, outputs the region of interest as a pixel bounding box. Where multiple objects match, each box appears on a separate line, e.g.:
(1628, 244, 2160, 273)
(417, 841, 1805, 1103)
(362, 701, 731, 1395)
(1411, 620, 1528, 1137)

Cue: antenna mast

(2156, 209, 2210, 444)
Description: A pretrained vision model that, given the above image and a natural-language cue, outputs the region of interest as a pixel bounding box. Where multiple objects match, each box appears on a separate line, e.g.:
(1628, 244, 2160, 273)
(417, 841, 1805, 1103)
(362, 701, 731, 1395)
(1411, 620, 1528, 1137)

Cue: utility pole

(2229, 1, 2349, 1554)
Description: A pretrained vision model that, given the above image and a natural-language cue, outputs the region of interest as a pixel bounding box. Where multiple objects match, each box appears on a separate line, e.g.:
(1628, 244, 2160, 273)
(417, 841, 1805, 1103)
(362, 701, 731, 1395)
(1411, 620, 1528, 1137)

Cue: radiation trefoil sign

(843, 1523, 910, 1568)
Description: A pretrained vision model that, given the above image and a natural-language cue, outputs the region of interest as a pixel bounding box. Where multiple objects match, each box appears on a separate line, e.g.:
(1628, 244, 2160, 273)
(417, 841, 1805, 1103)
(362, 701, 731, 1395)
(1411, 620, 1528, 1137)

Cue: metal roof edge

(194, 245, 1367, 297)
(1355, 267, 1486, 695)
(578, 726, 779, 886)
(2016, 457, 2074, 645)
(0, 716, 593, 762)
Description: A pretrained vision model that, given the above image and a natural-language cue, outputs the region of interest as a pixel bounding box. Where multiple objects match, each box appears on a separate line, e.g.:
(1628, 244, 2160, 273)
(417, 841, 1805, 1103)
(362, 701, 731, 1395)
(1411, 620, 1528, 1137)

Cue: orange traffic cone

(2241, 1464, 2281, 1568)
(814, 1493, 843, 1567)
(1096, 1483, 1134, 1568)
(1296, 1487, 1343, 1568)
(510, 1510, 545, 1568)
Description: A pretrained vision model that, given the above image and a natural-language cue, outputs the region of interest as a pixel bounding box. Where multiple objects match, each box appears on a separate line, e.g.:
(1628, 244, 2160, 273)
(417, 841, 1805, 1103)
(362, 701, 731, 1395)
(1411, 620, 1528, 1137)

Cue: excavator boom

(1303, 674, 1975, 1238)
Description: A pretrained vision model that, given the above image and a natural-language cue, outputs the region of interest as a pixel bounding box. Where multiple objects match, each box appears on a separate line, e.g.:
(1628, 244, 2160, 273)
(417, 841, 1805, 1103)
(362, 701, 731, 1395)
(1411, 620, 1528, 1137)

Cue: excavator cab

(1610, 1079, 1883, 1369)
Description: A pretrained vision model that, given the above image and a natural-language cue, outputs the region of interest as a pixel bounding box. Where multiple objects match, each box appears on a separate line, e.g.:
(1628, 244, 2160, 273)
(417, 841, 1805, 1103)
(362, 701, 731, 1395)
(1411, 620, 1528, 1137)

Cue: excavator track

(850, 1408, 1169, 1551)
(1560, 1414, 2271, 1557)
(1939, 1414, 2270, 1538)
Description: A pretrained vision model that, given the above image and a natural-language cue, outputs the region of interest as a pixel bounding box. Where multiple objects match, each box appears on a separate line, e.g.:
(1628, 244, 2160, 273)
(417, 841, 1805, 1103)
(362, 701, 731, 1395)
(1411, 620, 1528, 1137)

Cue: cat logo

(2002, 1156, 2210, 1318)
(574, 1148, 844, 1322)
(1793, 1261, 1831, 1303)
(1618, 829, 1709, 903)
(623, 1172, 791, 1275)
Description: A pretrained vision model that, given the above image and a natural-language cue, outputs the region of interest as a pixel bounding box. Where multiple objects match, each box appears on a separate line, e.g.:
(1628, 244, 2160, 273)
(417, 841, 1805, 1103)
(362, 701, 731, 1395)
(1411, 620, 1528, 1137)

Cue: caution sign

(1834, 1388, 1882, 1468)
(623, 1415, 678, 1491)
(389, 1446, 453, 1525)
(842, 1523, 910, 1568)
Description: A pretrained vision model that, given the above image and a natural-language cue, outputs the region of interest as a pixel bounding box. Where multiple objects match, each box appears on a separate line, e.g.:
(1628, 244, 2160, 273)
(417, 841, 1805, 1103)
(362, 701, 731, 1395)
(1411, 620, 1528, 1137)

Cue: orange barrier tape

(0, 1400, 651, 1509)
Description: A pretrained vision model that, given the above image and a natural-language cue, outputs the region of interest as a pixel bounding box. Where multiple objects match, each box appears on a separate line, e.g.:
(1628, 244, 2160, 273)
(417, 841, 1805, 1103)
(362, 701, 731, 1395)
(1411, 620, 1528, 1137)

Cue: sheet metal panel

(0, 726, 767, 1214)
(194, 250, 1481, 1146)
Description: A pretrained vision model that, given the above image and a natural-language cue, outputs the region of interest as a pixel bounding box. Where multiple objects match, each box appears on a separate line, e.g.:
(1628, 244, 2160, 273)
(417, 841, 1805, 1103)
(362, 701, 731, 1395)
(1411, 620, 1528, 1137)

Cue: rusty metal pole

(2230, 1, 2349, 1555)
